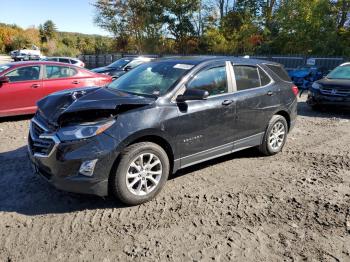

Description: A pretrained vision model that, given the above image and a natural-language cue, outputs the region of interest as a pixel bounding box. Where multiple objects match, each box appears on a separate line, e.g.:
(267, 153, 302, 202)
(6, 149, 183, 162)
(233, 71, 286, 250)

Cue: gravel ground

(1, 88, 350, 260)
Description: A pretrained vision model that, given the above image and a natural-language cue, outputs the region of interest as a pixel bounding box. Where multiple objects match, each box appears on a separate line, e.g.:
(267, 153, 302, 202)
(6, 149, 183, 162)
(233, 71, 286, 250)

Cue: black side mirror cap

(176, 88, 209, 103)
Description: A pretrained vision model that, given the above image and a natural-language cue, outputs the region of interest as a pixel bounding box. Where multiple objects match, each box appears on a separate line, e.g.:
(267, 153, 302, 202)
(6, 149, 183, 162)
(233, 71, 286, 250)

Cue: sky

(0, 0, 109, 35)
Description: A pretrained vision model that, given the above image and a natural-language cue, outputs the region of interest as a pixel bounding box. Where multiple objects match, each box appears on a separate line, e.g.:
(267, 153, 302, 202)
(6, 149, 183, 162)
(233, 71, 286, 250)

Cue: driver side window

(5, 66, 40, 82)
(187, 66, 228, 96)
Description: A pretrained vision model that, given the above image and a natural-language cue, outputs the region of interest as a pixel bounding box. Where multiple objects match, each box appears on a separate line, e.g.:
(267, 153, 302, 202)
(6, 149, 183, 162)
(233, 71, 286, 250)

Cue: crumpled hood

(317, 78, 350, 89)
(37, 87, 155, 125)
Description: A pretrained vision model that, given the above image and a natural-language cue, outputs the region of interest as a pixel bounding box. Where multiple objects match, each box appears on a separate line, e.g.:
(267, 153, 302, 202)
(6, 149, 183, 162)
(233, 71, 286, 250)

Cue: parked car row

(0, 61, 112, 117)
(1, 55, 349, 206)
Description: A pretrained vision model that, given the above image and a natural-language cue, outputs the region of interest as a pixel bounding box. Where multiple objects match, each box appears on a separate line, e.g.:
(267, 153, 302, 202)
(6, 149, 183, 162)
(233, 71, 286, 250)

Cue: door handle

(222, 99, 234, 106)
(267, 91, 273, 96)
(72, 80, 80, 84)
(31, 84, 40, 88)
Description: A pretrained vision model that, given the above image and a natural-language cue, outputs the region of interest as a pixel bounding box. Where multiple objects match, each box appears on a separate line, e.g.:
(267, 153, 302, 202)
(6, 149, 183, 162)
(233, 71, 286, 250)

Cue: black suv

(307, 62, 350, 109)
(28, 57, 298, 205)
(91, 56, 154, 79)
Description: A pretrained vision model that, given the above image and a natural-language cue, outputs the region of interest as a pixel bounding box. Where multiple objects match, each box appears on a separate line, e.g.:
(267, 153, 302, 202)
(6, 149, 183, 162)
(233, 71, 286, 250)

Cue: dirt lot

(1, 95, 350, 261)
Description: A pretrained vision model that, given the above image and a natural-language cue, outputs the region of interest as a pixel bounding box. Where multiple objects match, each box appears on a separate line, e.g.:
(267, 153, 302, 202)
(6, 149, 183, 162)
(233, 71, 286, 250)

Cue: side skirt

(174, 132, 264, 171)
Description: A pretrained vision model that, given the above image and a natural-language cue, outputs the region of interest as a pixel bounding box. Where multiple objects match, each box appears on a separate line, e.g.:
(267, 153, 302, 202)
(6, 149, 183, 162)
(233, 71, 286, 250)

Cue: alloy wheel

(268, 121, 286, 151)
(126, 153, 162, 196)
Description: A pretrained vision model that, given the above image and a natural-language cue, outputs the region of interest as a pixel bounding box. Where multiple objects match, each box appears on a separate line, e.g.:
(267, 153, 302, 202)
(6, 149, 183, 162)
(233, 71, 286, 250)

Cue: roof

(156, 56, 279, 66)
(46, 57, 81, 60)
(3, 61, 81, 67)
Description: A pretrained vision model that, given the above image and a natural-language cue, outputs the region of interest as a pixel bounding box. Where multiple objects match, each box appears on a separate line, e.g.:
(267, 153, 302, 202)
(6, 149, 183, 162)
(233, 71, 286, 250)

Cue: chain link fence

(78, 54, 348, 71)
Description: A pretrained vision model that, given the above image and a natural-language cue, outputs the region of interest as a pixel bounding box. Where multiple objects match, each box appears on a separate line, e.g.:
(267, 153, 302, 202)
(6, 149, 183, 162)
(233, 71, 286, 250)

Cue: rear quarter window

(265, 64, 291, 82)
(259, 68, 272, 86)
(70, 59, 78, 64)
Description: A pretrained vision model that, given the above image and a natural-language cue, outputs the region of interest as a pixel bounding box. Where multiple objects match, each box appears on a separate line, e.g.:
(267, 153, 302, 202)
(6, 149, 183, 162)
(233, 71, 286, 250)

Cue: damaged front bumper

(307, 90, 350, 107)
(28, 117, 120, 197)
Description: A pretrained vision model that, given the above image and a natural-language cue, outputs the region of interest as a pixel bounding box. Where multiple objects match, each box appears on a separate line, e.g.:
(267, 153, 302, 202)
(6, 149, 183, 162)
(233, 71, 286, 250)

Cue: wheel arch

(108, 132, 175, 195)
(274, 110, 291, 131)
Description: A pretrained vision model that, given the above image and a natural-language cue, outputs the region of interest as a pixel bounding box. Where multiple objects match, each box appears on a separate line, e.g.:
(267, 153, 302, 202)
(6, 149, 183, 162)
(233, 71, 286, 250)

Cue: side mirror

(0, 76, 9, 85)
(124, 65, 132, 71)
(176, 88, 209, 103)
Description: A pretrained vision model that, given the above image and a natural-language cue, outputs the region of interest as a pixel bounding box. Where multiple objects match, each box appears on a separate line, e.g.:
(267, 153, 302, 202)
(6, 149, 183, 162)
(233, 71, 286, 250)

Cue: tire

(110, 142, 170, 205)
(259, 115, 288, 156)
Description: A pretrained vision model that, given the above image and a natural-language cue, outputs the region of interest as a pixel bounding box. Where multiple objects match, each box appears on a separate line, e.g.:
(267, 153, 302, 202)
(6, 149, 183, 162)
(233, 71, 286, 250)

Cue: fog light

(79, 159, 98, 177)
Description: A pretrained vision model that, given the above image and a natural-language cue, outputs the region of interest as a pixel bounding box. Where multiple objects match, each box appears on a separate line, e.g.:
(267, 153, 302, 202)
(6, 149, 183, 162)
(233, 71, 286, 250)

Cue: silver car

(44, 57, 85, 67)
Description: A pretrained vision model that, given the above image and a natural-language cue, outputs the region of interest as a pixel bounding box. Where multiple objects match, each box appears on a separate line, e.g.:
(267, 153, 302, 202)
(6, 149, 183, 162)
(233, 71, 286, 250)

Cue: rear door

(232, 64, 280, 143)
(0, 65, 43, 116)
(42, 65, 88, 94)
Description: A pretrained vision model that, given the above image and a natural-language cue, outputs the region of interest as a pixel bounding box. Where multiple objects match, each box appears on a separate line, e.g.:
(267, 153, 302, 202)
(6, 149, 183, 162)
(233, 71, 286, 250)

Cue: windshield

(327, 65, 350, 79)
(107, 61, 194, 96)
(0, 64, 11, 73)
(109, 58, 132, 69)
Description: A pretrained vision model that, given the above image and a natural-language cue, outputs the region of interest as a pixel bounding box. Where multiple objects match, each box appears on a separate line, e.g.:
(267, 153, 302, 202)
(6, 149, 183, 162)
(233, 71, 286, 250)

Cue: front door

(175, 62, 237, 167)
(0, 65, 43, 116)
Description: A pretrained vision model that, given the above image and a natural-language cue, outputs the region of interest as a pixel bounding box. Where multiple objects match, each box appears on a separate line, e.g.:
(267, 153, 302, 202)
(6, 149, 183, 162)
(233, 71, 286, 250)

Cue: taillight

(291, 85, 299, 96)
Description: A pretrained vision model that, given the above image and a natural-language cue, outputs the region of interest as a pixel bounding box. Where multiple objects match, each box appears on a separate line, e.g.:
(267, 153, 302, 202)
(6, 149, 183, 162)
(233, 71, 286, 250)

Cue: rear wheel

(110, 142, 170, 205)
(259, 115, 288, 156)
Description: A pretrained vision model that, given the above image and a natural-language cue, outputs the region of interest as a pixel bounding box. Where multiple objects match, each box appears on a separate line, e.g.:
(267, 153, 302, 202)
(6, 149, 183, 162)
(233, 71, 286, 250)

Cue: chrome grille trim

(320, 87, 350, 97)
(29, 118, 60, 158)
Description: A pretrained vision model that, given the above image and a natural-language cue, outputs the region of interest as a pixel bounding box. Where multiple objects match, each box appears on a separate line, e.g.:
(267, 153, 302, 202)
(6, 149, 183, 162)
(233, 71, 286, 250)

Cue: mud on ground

(0, 96, 350, 261)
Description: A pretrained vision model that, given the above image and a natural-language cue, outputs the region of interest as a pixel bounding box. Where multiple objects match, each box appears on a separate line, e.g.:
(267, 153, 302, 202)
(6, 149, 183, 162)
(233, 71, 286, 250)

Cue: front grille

(320, 87, 350, 97)
(32, 120, 45, 139)
(29, 119, 58, 157)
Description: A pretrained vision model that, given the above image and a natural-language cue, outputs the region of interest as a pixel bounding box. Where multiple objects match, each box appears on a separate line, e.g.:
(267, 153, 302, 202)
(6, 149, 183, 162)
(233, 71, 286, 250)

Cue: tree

(163, 0, 200, 53)
(39, 20, 57, 43)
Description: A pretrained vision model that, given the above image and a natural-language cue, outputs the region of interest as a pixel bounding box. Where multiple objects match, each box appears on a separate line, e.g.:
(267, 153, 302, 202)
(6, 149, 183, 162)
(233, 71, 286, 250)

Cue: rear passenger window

(58, 58, 71, 64)
(46, 66, 77, 79)
(233, 65, 260, 91)
(259, 68, 271, 86)
(187, 66, 228, 96)
(265, 64, 291, 82)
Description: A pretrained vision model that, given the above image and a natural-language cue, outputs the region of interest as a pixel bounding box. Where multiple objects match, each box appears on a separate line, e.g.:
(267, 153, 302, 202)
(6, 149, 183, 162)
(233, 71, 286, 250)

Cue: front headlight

(312, 82, 321, 89)
(57, 119, 115, 141)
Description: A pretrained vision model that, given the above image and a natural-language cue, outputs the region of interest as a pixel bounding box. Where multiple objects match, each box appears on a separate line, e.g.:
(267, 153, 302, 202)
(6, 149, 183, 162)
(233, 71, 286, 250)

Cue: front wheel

(259, 115, 288, 156)
(110, 142, 170, 205)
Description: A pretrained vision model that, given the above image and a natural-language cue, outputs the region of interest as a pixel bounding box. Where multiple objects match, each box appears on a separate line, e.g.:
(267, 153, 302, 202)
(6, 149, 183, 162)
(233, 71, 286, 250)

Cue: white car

(11, 49, 42, 61)
(44, 57, 85, 67)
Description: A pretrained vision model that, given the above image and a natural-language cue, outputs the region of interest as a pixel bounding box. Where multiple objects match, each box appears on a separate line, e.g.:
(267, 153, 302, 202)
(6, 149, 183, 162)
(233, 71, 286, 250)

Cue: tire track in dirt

(1, 98, 350, 261)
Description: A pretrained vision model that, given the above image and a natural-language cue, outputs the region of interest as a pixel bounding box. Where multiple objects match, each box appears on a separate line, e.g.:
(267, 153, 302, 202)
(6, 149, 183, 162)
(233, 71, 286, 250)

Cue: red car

(0, 61, 112, 117)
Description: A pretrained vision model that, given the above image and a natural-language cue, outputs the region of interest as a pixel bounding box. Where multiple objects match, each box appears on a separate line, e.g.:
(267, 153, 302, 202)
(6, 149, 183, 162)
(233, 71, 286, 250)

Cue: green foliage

(93, 0, 350, 56)
(0, 21, 115, 56)
(1, 1, 350, 56)
(40, 20, 57, 42)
